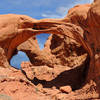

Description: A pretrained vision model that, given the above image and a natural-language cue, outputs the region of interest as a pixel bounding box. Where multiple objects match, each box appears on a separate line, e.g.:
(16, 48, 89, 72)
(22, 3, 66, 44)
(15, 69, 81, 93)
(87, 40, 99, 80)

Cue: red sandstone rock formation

(0, 0, 100, 99)
(19, 34, 87, 68)
(18, 4, 91, 77)
(86, 0, 100, 93)
(0, 14, 38, 67)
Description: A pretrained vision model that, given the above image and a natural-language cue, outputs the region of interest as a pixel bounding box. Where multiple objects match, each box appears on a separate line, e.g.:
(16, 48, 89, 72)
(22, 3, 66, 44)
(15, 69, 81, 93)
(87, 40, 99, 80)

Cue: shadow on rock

(21, 56, 90, 91)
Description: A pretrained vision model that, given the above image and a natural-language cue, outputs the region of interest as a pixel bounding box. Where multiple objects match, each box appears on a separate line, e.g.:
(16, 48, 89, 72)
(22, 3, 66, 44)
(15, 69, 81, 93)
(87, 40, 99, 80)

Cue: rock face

(86, 0, 100, 93)
(0, 0, 100, 99)
(17, 36, 41, 64)
(0, 61, 98, 100)
(44, 34, 87, 68)
(0, 14, 39, 68)
(19, 34, 87, 68)
(17, 4, 90, 69)
(0, 47, 10, 68)
(0, 67, 55, 100)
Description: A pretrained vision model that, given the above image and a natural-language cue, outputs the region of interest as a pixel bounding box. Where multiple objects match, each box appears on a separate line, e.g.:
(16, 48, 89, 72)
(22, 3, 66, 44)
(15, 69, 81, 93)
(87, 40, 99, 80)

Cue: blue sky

(10, 51, 30, 69)
(0, 0, 93, 68)
(0, 0, 93, 19)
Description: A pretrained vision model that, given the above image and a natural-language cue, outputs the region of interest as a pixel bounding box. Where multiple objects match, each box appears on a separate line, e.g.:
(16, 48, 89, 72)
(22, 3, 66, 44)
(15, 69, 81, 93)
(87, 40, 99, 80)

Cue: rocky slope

(0, 61, 99, 100)
(0, 63, 99, 100)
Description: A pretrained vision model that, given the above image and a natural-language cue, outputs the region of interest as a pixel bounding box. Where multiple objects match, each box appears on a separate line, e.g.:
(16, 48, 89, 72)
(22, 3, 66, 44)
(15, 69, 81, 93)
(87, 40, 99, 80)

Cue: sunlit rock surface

(0, 0, 100, 99)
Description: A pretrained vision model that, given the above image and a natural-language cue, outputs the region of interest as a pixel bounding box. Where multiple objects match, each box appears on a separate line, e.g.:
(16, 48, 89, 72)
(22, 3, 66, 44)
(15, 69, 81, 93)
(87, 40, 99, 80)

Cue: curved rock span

(0, 0, 100, 99)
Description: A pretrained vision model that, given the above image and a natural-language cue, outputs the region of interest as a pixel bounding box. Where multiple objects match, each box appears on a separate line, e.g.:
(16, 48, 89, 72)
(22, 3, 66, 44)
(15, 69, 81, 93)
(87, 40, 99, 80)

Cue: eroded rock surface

(0, 14, 39, 68)
(44, 34, 87, 68)
(0, 61, 95, 100)
(19, 34, 87, 68)
(86, 0, 100, 94)
(0, 0, 100, 99)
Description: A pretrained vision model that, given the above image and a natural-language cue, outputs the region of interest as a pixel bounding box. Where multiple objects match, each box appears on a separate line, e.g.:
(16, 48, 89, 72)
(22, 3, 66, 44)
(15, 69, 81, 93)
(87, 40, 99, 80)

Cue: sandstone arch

(0, 5, 95, 79)
(0, 0, 100, 95)
(0, 14, 88, 68)
(0, 16, 89, 68)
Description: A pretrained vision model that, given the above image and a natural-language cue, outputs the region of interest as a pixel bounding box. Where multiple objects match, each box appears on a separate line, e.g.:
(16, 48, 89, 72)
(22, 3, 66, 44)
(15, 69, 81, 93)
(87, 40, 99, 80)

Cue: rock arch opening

(10, 51, 30, 69)
(9, 33, 50, 69)
(36, 33, 50, 50)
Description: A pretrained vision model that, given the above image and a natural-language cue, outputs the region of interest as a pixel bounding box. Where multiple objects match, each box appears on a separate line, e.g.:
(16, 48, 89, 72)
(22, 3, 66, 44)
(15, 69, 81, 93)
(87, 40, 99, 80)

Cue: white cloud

(41, 6, 69, 18)
(89, 0, 94, 3)
(56, 7, 68, 15)
(42, 13, 63, 18)
(41, 0, 94, 19)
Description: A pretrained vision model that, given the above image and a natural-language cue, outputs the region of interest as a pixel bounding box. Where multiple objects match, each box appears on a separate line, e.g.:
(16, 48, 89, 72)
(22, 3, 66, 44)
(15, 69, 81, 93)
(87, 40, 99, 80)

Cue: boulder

(60, 86, 72, 93)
